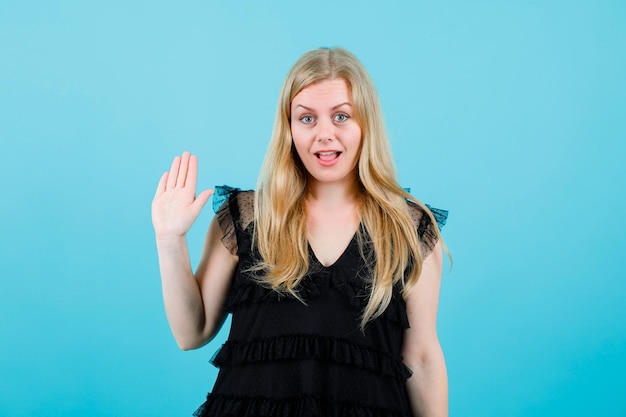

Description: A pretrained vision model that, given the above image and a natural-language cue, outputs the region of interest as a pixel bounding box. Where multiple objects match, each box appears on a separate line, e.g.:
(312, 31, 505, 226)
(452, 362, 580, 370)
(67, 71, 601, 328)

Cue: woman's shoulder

(405, 198, 448, 259)
(406, 199, 448, 235)
(213, 184, 255, 218)
(212, 185, 256, 255)
(213, 185, 254, 211)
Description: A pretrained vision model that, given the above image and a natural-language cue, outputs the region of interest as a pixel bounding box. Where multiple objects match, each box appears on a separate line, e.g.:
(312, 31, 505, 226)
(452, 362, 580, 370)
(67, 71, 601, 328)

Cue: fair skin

(290, 78, 362, 266)
(153, 79, 447, 416)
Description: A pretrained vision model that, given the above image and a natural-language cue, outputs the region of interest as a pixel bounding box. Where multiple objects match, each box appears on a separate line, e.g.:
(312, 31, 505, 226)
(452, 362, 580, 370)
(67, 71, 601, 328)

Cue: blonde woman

(152, 47, 449, 417)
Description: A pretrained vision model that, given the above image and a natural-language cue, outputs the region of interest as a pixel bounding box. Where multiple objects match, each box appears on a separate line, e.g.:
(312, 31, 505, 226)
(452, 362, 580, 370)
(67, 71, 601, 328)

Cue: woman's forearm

(156, 235, 208, 350)
(406, 347, 449, 417)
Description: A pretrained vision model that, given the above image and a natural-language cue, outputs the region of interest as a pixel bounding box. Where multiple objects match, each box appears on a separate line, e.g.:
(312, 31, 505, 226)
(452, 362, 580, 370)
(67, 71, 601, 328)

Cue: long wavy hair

(254, 47, 444, 328)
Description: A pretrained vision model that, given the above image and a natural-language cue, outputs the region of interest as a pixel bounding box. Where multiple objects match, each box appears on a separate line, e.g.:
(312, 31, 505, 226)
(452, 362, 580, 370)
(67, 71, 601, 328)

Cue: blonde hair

(254, 47, 444, 328)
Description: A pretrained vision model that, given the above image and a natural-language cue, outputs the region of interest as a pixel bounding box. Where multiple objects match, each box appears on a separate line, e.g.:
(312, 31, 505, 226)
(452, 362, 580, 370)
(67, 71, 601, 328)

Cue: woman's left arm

(402, 240, 448, 417)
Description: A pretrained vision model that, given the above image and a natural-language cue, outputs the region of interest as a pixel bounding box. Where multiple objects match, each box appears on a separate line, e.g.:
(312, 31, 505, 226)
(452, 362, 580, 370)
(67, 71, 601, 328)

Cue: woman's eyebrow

(294, 102, 352, 111)
(332, 102, 352, 109)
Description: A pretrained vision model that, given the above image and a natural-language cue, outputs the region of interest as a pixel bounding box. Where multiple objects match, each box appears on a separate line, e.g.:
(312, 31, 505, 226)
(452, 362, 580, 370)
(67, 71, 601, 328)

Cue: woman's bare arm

(402, 241, 448, 417)
(152, 152, 237, 350)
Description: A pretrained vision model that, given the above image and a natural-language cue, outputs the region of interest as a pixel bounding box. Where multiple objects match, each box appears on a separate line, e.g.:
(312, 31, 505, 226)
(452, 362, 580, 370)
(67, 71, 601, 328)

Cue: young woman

(152, 47, 449, 417)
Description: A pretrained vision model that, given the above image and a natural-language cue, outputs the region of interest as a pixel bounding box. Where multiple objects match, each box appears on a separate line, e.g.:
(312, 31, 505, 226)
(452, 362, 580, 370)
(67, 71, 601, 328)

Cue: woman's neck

(305, 179, 360, 208)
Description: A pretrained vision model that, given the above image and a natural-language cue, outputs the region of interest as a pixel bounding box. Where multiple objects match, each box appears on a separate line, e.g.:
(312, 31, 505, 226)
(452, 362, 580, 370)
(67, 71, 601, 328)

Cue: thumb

(193, 189, 214, 212)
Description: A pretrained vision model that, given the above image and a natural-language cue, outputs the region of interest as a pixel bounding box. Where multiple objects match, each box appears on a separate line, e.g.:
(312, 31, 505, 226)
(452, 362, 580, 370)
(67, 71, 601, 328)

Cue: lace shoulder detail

(407, 201, 448, 259)
(213, 185, 255, 255)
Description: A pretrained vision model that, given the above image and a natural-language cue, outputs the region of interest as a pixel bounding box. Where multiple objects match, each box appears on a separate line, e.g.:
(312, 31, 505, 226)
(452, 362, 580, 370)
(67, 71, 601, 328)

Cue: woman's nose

(315, 118, 335, 142)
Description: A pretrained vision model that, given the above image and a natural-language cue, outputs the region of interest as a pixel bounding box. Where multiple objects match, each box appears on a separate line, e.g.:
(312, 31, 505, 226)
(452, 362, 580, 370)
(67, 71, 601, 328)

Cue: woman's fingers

(152, 152, 208, 237)
(154, 171, 169, 197)
(176, 151, 191, 188)
(166, 156, 181, 190)
(186, 154, 199, 191)
(159, 151, 200, 196)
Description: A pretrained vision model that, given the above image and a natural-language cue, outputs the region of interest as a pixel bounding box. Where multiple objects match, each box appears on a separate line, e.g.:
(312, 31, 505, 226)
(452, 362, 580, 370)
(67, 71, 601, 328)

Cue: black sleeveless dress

(193, 186, 447, 417)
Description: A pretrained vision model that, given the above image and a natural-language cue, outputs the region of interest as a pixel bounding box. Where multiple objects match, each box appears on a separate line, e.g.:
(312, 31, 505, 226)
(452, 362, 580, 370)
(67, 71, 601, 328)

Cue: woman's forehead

(291, 79, 352, 107)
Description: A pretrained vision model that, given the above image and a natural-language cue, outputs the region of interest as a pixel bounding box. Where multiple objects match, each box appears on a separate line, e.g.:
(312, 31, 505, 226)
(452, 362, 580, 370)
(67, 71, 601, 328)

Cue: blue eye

(334, 113, 349, 122)
(300, 115, 315, 124)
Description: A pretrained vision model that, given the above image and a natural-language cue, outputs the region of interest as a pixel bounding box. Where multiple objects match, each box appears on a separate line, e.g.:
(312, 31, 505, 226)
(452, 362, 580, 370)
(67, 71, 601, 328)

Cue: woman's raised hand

(151, 151, 214, 239)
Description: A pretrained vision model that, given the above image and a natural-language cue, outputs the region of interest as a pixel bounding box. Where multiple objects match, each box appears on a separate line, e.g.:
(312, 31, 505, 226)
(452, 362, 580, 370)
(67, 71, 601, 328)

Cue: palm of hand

(151, 152, 213, 238)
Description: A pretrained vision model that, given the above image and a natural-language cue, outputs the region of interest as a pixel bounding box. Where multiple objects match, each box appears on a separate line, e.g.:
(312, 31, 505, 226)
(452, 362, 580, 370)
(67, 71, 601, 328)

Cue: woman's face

(290, 78, 362, 188)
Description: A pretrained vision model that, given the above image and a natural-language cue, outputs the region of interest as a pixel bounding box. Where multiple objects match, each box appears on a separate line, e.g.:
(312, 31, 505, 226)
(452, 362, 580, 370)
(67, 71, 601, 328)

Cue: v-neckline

(308, 230, 358, 269)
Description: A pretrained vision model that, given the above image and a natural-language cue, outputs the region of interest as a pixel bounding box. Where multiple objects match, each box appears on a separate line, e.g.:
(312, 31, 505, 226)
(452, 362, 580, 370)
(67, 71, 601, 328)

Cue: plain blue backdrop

(1, 1, 625, 416)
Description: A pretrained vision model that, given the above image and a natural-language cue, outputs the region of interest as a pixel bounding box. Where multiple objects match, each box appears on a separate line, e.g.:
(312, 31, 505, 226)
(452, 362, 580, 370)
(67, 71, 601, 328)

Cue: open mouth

(315, 151, 342, 161)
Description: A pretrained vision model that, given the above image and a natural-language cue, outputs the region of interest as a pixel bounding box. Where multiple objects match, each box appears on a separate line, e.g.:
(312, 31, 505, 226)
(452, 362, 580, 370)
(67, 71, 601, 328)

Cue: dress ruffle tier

(194, 394, 413, 417)
(211, 333, 412, 381)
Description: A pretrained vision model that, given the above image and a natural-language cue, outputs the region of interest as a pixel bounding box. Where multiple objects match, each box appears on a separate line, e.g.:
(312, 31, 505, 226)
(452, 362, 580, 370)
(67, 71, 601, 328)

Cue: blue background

(1, 1, 625, 416)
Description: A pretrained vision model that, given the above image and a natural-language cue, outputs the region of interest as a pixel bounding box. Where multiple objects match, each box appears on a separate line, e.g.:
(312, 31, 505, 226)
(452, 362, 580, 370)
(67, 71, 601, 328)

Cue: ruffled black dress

(193, 186, 448, 417)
